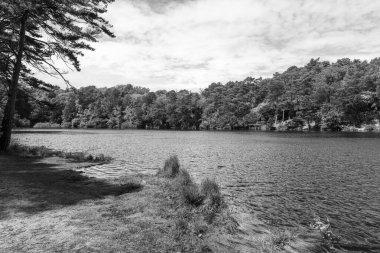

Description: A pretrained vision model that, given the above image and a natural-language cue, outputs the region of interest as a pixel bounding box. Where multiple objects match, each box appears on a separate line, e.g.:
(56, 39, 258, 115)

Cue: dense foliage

(0, 0, 114, 149)
(3, 58, 380, 131)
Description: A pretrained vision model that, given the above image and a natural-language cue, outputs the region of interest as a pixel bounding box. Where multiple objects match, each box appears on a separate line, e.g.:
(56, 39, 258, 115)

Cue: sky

(37, 0, 380, 91)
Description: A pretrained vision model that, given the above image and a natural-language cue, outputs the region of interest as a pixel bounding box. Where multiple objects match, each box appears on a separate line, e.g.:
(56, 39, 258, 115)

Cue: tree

(0, 0, 114, 150)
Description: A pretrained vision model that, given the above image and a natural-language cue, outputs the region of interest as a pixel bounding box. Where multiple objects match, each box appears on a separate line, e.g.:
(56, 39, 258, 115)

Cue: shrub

(161, 155, 180, 177)
(33, 122, 61, 129)
(71, 118, 81, 128)
(181, 183, 204, 206)
(364, 125, 375, 132)
(61, 122, 72, 129)
(14, 116, 30, 128)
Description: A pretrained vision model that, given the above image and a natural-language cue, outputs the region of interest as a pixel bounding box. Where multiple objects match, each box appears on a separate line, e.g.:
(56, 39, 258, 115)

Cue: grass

(201, 178, 223, 209)
(159, 155, 180, 177)
(252, 229, 299, 253)
(270, 229, 298, 249)
(0, 152, 316, 252)
(5, 142, 112, 163)
(176, 168, 192, 185)
(181, 183, 205, 206)
(156, 156, 241, 251)
(0, 154, 241, 252)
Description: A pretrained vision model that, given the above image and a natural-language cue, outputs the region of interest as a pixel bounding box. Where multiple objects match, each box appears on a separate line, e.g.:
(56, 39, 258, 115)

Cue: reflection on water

(13, 129, 380, 252)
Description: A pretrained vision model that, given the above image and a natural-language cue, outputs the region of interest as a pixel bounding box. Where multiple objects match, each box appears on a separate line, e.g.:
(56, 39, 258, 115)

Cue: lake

(13, 129, 380, 252)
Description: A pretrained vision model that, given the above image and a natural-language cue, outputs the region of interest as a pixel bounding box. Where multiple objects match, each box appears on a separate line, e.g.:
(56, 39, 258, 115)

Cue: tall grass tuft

(176, 168, 192, 186)
(161, 155, 180, 177)
(201, 178, 223, 209)
(181, 183, 204, 206)
(201, 178, 220, 197)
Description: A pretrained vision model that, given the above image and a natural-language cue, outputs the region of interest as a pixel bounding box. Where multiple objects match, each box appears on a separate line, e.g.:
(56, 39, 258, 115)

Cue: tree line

(3, 57, 380, 132)
(1, 1, 380, 153)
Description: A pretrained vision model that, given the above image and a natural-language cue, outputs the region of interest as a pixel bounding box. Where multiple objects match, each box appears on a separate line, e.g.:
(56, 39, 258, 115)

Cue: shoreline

(12, 124, 380, 133)
(0, 149, 325, 252)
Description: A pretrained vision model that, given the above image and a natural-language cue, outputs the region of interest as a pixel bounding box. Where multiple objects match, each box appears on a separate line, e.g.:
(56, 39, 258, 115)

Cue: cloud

(37, 0, 380, 91)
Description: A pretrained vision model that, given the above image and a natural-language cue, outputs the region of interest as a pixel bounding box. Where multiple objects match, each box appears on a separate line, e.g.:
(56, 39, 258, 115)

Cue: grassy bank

(4, 142, 112, 163)
(0, 153, 239, 252)
(0, 149, 321, 252)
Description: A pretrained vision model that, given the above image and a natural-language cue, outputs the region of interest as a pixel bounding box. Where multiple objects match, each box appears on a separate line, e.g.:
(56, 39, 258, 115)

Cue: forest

(1, 57, 380, 131)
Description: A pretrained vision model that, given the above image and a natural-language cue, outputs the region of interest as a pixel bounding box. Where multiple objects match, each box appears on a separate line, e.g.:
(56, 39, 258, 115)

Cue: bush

(33, 122, 61, 129)
(161, 155, 180, 177)
(364, 125, 375, 132)
(13, 115, 30, 128)
(61, 122, 72, 129)
(71, 118, 81, 128)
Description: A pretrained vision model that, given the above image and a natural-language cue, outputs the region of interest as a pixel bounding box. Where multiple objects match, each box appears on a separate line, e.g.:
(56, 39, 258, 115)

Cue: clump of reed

(6, 143, 112, 163)
(159, 155, 180, 177)
(181, 182, 204, 206)
(159, 155, 224, 217)
(201, 178, 223, 209)
(157, 155, 238, 252)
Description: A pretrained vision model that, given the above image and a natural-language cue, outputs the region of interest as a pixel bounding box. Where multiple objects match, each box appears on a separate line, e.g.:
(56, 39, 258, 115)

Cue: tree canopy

(0, 0, 114, 150)
(8, 58, 380, 132)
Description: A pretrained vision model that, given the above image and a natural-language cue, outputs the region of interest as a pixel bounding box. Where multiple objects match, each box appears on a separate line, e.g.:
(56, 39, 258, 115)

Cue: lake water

(13, 129, 380, 252)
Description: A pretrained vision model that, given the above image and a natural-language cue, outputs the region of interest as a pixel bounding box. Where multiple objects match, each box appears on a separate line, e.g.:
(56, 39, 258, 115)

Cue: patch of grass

(254, 229, 298, 253)
(160, 155, 180, 177)
(270, 229, 298, 249)
(193, 220, 208, 236)
(201, 178, 223, 208)
(176, 168, 192, 186)
(201, 178, 220, 197)
(181, 183, 204, 206)
(257, 239, 278, 253)
(5, 143, 112, 163)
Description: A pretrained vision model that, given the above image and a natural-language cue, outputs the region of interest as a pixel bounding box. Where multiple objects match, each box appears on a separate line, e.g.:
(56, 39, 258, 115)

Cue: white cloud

(37, 0, 380, 91)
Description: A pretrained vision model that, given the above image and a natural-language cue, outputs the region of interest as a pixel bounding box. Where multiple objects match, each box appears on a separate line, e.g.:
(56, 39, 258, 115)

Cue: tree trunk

(0, 11, 28, 151)
(282, 109, 285, 122)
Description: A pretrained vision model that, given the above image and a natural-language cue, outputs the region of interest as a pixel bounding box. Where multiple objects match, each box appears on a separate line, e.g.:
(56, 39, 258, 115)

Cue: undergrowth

(5, 142, 112, 163)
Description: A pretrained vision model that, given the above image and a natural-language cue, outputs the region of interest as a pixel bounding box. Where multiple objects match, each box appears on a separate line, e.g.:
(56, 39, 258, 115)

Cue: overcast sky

(38, 0, 380, 91)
